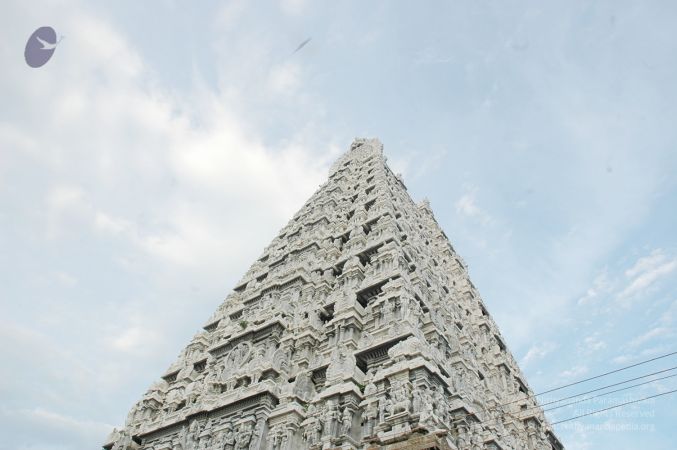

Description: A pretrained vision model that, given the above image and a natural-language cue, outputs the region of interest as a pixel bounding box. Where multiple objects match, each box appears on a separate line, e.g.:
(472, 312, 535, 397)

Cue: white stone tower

(104, 138, 564, 450)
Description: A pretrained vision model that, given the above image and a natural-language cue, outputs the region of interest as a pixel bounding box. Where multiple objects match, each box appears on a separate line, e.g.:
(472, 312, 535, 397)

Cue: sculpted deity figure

(340, 407, 352, 435)
(389, 382, 410, 415)
(432, 385, 445, 410)
(269, 425, 284, 450)
(186, 378, 204, 407)
(204, 368, 220, 396)
(223, 423, 235, 450)
(364, 401, 378, 436)
(412, 388, 422, 413)
(325, 401, 339, 438)
(234, 422, 253, 450)
(378, 396, 388, 423)
(456, 423, 469, 449)
(183, 420, 200, 450)
(248, 345, 267, 383)
(381, 299, 394, 324)
(393, 297, 402, 320)
(420, 391, 435, 427)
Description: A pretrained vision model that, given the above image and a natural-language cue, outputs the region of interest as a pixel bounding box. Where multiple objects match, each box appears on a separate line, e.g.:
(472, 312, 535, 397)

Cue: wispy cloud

(576, 249, 676, 309)
(455, 185, 493, 226)
(521, 341, 557, 366)
(580, 333, 607, 354)
(577, 271, 612, 305)
(618, 250, 676, 301)
(628, 326, 673, 348)
(560, 365, 589, 380)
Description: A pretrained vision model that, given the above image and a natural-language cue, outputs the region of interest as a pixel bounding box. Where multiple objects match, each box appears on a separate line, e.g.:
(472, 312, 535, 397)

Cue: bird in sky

(292, 37, 311, 54)
(36, 35, 63, 50)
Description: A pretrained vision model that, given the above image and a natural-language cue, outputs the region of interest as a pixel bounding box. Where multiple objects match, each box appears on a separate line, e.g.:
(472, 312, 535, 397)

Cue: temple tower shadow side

(105, 138, 564, 450)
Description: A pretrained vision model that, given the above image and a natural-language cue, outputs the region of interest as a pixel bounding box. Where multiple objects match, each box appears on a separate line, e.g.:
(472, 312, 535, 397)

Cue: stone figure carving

(412, 388, 422, 413)
(325, 401, 339, 438)
(381, 299, 394, 324)
(456, 423, 470, 448)
(248, 345, 267, 383)
(364, 401, 378, 436)
(326, 344, 355, 380)
(389, 382, 410, 415)
(229, 342, 252, 367)
(378, 396, 388, 424)
(223, 423, 235, 450)
(185, 379, 204, 407)
(234, 422, 253, 450)
(340, 407, 352, 435)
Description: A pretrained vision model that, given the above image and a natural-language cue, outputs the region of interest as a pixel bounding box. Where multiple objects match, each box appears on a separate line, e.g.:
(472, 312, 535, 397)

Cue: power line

(551, 388, 677, 425)
(539, 365, 677, 409)
(473, 388, 677, 446)
(543, 372, 677, 413)
(537, 350, 677, 396)
(448, 367, 677, 429)
(444, 352, 677, 429)
(475, 350, 677, 414)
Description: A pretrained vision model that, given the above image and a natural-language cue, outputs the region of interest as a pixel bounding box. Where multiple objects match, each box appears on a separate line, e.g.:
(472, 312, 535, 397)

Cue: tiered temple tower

(105, 138, 564, 450)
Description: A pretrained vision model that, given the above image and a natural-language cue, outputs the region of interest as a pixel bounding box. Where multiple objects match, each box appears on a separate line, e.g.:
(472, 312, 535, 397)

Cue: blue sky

(1, 1, 676, 449)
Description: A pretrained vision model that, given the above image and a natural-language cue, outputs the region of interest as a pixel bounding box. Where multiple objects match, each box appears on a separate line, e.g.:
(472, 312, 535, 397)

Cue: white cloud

(625, 249, 669, 278)
(521, 341, 557, 366)
(581, 333, 607, 353)
(618, 249, 676, 301)
(628, 326, 672, 348)
(455, 185, 493, 225)
(456, 192, 480, 217)
(576, 250, 676, 310)
(577, 271, 613, 305)
(560, 365, 589, 380)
